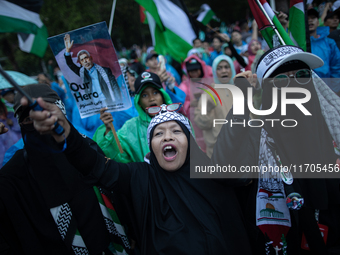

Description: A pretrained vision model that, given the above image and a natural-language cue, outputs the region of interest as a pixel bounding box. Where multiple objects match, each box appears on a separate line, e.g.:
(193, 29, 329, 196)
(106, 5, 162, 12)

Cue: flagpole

(255, 0, 286, 45)
(269, 0, 276, 11)
(304, 0, 311, 52)
(108, 0, 117, 36)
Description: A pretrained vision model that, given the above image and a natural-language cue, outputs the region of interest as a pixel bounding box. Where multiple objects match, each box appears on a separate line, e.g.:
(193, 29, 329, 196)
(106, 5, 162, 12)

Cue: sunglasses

(269, 69, 312, 88)
(146, 103, 182, 115)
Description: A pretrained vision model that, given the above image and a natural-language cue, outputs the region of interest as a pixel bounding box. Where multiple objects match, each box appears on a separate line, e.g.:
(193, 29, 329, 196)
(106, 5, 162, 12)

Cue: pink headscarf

(247, 39, 261, 56)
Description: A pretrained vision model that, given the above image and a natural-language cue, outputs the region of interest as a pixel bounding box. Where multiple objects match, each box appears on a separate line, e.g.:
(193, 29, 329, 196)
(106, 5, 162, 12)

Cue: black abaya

(65, 122, 252, 254)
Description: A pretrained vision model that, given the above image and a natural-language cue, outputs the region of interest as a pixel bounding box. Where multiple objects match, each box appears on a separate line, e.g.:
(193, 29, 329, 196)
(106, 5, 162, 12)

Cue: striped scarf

(121, 66, 137, 97)
(50, 186, 130, 255)
(80, 63, 111, 90)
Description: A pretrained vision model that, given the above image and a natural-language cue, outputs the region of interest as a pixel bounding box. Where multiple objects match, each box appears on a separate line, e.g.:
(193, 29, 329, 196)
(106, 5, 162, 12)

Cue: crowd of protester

(1, 1, 340, 254)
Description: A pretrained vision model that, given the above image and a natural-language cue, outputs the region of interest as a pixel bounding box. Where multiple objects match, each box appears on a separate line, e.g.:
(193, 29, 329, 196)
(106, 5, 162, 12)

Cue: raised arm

(251, 20, 258, 41)
(320, 2, 332, 24)
(64, 34, 74, 53)
(64, 123, 133, 193)
(25, 98, 134, 194)
(64, 34, 81, 76)
(218, 32, 247, 68)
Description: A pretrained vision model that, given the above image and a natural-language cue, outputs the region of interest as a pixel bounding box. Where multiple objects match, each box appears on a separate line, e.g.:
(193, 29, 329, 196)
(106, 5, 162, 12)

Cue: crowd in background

(3, 0, 340, 166)
(1, 1, 340, 254)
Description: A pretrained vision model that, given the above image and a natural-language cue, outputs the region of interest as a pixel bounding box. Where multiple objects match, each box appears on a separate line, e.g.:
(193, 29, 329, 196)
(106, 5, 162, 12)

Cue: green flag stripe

(154, 26, 192, 63)
(113, 243, 126, 253)
(201, 10, 215, 25)
(272, 16, 295, 46)
(30, 25, 48, 58)
(289, 6, 306, 51)
(0, 16, 39, 34)
(260, 26, 275, 48)
(93, 187, 123, 224)
(135, 0, 164, 30)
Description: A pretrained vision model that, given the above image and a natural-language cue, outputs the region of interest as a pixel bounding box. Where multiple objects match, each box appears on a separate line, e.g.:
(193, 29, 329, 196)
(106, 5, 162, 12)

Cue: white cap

(332, 0, 340, 11)
(256, 46, 324, 86)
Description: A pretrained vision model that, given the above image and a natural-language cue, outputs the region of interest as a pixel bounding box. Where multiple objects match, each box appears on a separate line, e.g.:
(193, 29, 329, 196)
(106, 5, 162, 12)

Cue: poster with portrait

(48, 22, 131, 118)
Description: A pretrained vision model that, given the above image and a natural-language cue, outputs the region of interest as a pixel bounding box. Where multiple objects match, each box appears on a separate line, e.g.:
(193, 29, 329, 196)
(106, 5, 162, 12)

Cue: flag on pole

(140, 6, 148, 24)
(136, 0, 197, 63)
(0, 0, 48, 57)
(247, 0, 295, 48)
(196, 4, 220, 25)
(288, 0, 306, 51)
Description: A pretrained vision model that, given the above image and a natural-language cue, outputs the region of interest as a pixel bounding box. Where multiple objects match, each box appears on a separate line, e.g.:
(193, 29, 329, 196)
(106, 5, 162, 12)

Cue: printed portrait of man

(63, 34, 122, 106)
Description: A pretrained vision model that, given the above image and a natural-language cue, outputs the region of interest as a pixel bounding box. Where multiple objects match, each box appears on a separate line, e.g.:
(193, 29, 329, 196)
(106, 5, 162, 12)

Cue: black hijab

(0, 106, 110, 254)
(261, 60, 340, 209)
(134, 119, 252, 254)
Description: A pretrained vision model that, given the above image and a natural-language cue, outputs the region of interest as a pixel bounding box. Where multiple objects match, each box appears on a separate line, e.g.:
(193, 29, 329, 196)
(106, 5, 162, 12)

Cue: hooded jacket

(311, 26, 340, 92)
(179, 55, 213, 152)
(92, 86, 172, 163)
(179, 55, 213, 115)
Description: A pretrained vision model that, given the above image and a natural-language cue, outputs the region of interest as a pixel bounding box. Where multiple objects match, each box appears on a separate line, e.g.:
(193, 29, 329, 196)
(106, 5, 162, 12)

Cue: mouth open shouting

(163, 144, 178, 161)
(151, 121, 188, 172)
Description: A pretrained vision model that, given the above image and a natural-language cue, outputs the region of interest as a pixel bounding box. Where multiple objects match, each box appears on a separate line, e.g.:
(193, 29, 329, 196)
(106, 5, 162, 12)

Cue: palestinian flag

(136, 0, 197, 63)
(93, 187, 130, 254)
(140, 6, 148, 24)
(288, 0, 306, 51)
(196, 4, 220, 25)
(0, 0, 48, 57)
(258, 189, 284, 199)
(248, 0, 294, 48)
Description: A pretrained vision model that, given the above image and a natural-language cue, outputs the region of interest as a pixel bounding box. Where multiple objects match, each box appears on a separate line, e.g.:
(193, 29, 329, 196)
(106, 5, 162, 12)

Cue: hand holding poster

(48, 22, 132, 118)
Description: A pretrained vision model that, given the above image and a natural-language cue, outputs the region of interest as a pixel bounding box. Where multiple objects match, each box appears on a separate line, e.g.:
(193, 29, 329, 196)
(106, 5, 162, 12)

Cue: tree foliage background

(0, 0, 316, 76)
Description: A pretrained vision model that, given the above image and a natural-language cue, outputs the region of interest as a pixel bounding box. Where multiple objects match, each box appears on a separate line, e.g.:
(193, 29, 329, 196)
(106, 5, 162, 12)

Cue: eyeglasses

(146, 103, 182, 115)
(269, 69, 312, 88)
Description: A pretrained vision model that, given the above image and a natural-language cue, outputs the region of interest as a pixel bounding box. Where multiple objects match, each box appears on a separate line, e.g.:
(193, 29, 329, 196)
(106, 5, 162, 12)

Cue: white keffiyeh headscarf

(147, 104, 192, 148)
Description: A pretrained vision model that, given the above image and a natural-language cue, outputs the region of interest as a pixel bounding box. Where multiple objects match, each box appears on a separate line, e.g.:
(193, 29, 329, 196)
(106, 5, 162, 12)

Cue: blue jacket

(210, 50, 223, 64)
(311, 26, 340, 92)
(166, 63, 181, 85)
(2, 138, 24, 167)
(51, 82, 67, 103)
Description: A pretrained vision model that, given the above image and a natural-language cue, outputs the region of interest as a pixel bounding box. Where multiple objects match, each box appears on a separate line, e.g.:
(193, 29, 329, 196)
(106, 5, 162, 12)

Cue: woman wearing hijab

(179, 55, 214, 152)
(212, 45, 340, 254)
(245, 39, 262, 71)
(28, 99, 252, 254)
(194, 55, 235, 157)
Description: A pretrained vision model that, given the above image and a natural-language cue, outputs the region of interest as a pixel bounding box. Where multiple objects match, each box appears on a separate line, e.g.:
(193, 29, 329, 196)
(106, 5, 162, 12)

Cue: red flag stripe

(140, 6, 146, 23)
(247, 0, 271, 30)
(290, 0, 303, 8)
(101, 194, 116, 211)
